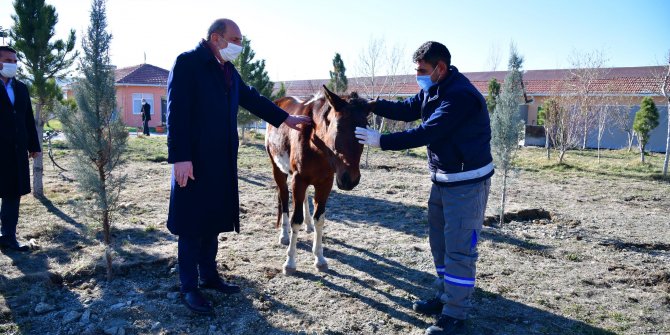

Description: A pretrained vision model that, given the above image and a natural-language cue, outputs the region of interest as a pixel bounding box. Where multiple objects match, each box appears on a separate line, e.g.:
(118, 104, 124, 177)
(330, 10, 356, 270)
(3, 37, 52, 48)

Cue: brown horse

(265, 86, 374, 275)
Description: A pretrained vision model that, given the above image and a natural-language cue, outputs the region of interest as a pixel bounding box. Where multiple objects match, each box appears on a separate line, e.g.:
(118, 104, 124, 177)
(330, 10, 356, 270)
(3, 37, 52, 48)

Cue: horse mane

(346, 92, 369, 110)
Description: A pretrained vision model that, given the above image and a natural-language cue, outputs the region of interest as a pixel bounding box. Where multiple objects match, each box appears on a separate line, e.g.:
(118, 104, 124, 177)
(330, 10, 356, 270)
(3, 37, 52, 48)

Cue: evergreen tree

(233, 36, 275, 142)
(491, 44, 525, 224)
(327, 53, 348, 94)
(633, 97, 660, 163)
(273, 82, 287, 100)
(10, 0, 78, 197)
(486, 78, 500, 113)
(58, 0, 127, 280)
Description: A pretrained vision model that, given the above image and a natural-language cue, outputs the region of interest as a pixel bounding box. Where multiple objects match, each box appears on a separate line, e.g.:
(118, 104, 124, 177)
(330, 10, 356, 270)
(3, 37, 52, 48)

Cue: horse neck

(305, 98, 334, 158)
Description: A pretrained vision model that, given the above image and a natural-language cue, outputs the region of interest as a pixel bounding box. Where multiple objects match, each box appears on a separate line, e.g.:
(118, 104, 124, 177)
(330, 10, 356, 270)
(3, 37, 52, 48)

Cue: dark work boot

(413, 296, 443, 315)
(425, 314, 466, 335)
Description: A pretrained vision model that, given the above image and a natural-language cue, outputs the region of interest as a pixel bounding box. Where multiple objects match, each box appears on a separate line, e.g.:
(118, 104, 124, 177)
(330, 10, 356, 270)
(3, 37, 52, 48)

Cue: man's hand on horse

(174, 161, 195, 187)
(284, 115, 312, 130)
(355, 127, 381, 148)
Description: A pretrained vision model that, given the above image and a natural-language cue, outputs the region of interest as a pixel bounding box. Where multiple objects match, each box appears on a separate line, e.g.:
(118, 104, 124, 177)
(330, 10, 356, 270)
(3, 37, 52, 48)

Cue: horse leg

(303, 189, 314, 233)
(312, 180, 331, 272)
(284, 175, 308, 275)
(271, 163, 290, 246)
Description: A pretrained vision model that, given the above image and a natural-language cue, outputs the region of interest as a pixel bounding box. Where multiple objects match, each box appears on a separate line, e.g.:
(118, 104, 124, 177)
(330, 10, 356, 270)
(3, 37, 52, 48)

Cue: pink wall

(116, 86, 167, 128)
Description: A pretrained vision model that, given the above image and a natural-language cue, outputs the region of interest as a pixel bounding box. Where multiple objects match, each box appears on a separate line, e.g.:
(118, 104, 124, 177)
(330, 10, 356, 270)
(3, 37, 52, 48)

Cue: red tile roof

(277, 66, 669, 98)
(115, 63, 169, 86)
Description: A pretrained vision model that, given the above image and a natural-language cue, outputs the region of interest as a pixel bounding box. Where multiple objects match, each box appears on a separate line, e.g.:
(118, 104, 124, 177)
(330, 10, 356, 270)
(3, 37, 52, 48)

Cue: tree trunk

(640, 144, 645, 163)
(379, 117, 386, 133)
(240, 126, 246, 145)
(545, 127, 551, 160)
(104, 210, 112, 281)
(364, 145, 370, 168)
(627, 132, 634, 152)
(581, 122, 588, 150)
(559, 149, 566, 164)
(663, 102, 669, 176)
(499, 170, 507, 225)
(32, 103, 45, 198)
(597, 139, 601, 163)
(98, 165, 112, 281)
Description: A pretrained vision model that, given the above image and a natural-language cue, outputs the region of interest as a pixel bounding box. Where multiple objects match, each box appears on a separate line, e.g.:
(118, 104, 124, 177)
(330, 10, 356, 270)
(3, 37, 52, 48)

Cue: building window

(132, 93, 154, 115)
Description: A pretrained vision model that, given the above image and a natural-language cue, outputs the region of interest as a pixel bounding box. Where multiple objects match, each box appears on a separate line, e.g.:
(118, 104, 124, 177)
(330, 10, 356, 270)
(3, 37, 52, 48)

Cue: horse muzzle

(336, 171, 360, 191)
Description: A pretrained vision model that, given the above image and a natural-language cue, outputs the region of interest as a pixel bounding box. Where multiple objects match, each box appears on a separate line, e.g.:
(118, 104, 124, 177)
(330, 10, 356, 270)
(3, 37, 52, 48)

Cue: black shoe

(0, 236, 30, 252)
(425, 314, 465, 335)
(181, 289, 213, 315)
(200, 279, 241, 294)
(413, 297, 443, 315)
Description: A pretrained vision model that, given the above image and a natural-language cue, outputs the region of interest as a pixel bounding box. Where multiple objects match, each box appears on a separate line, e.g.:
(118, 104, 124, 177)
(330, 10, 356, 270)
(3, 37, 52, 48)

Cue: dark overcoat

(166, 41, 287, 236)
(141, 103, 151, 121)
(0, 78, 40, 198)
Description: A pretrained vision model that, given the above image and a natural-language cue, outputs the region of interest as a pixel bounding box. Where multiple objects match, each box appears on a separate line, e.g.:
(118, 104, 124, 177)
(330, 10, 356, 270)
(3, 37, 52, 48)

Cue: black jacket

(0, 78, 41, 197)
(141, 103, 151, 121)
(375, 66, 493, 186)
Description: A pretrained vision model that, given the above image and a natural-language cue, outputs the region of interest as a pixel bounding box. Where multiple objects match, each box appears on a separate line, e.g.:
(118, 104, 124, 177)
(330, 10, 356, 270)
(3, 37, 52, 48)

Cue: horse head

(317, 85, 375, 191)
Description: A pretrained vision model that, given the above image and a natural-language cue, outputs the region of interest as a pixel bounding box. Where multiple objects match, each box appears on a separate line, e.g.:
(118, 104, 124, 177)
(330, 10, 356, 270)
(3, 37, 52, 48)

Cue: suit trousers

(143, 119, 150, 135)
(0, 196, 21, 242)
(428, 178, 490, 320)
(177, 234, 220, 292)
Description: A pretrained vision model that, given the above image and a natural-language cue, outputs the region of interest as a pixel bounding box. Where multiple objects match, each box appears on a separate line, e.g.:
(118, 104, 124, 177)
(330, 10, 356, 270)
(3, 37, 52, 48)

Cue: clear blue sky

(1, 0, 668, 81)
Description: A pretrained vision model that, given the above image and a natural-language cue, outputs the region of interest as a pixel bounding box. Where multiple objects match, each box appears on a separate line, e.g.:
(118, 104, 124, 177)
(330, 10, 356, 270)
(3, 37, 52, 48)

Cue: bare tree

(611, 103, 636, 151)
(485, 42, 502, 71)
(567, 49, 609, 150)
(354, 37, 386, 108)
(354, 37, 410, 167)
(594, 92, 617, 163)
(544, 79, 583, 164)
(378, 44, 410, 132)
(651, 50, 670, 176)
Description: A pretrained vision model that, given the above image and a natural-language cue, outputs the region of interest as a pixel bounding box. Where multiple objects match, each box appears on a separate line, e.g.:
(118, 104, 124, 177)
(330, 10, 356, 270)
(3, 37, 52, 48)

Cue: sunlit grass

(515, 147, 667, 181)
(126, 136, 168, 162)
(44, 119, 62, 131)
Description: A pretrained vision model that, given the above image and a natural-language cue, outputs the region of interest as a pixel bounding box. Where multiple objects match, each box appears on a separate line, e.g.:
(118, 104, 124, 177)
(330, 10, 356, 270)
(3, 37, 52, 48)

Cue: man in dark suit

(141, 98, 151, 136)
(166, 19, 310, 315)
(0, 46, 41, 252)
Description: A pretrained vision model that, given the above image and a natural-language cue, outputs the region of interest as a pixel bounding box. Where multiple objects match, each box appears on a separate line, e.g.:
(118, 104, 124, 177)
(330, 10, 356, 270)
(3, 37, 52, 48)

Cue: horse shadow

(295, 237, 430, 328)
(322, 191, 555, 257)
(316, 190, 428, 238)
(294, 237, 613, 334)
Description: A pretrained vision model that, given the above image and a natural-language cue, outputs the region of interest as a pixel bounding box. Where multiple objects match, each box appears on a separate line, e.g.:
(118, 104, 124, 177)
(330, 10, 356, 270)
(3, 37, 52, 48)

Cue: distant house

(277, 66, 669, 152)
(114, 64, 169, 129)
(63, 63, 169, 130)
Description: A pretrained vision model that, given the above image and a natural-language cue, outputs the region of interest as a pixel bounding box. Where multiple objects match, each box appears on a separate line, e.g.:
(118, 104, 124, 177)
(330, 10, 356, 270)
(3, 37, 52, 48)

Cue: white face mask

(219, 43, 243, 62)
(0, 63, 17, 78)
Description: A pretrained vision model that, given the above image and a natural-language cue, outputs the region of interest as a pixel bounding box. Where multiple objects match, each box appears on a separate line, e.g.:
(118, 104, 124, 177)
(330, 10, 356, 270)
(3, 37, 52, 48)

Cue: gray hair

(206, 19, 227, 41)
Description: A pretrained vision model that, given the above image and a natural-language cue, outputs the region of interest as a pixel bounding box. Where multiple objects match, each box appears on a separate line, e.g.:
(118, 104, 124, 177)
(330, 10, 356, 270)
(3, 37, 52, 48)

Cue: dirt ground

(0, 141, 668, 335)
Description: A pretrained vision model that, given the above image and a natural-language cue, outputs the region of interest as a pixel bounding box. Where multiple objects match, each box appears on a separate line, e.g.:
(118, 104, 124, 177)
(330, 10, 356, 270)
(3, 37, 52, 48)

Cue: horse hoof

(279, 237, 289, 246)
(283, 266, 297, 276)
(315, 263, 329, 272)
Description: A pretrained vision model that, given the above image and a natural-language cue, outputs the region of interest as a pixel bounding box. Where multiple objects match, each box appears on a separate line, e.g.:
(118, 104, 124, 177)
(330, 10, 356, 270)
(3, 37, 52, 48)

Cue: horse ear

(323, 85, 346, 111)
(366, 99, 377, 115)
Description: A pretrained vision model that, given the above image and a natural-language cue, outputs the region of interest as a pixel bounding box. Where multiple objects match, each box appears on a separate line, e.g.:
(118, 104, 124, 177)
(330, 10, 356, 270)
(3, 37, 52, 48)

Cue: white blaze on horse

(265, 86, 374, 275)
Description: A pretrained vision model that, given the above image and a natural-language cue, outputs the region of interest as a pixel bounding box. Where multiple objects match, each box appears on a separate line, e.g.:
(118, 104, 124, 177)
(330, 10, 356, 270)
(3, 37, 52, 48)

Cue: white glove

(355, 127, 381, 148)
